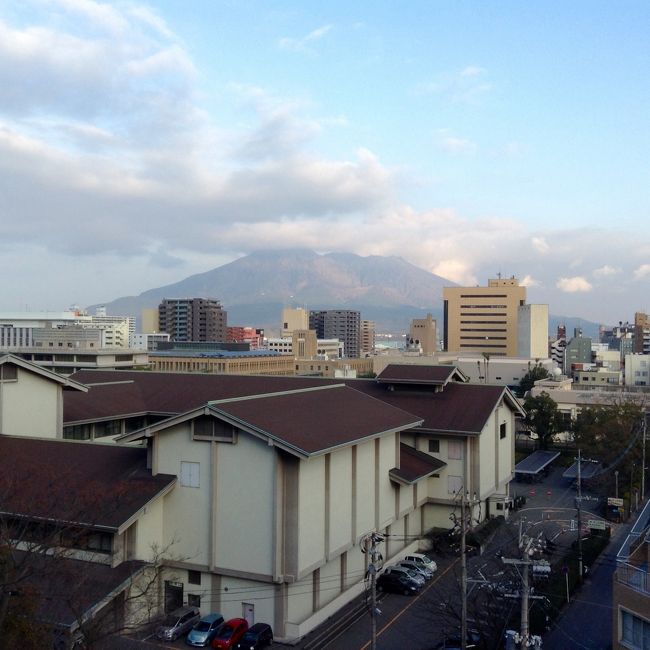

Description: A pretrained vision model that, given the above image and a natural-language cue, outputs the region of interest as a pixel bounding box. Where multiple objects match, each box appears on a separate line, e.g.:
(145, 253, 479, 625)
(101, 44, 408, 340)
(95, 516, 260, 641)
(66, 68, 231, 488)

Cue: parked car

(211, 618, 249, 649)
(404, 553, 438, 573)
(432, 630, 481, 649)
(398, 559, 434, 580)
(156, 606, 201, 642)
(234, 622, 273, 649)
(383, 565, 425, 586)
(376, 571, 420, 595)
(186, 613, 225, 647)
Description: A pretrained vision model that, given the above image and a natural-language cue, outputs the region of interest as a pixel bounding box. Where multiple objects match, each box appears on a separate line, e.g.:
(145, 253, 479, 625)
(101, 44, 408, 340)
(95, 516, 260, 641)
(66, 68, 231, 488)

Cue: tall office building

(517, 304, 549, 359)
(360, 320, 376, 356)
(634, 312, 650, 354)
(309, 310, 361, 358)
(443, 277, 527, 357)
(158, 298, 227, 343)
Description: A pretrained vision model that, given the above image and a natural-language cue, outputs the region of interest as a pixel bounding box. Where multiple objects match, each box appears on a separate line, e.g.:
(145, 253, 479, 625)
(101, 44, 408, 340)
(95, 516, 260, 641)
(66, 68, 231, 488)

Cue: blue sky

(1, 0, 649, 323)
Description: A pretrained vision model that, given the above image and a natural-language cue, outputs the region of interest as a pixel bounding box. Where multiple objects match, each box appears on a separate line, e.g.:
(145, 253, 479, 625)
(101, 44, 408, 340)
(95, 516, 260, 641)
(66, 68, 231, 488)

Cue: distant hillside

(93, 250, 601, 337)
(93, 250, 452, 334)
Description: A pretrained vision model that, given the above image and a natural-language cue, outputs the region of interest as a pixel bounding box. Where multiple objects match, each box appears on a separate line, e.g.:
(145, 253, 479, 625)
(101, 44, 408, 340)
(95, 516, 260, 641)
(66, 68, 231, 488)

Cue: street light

(615, 470, 619, 499)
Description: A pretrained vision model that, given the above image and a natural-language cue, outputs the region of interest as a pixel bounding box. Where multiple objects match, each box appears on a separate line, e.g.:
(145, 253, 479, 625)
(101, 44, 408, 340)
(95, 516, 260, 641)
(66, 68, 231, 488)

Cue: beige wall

(0, 366, 61, 437)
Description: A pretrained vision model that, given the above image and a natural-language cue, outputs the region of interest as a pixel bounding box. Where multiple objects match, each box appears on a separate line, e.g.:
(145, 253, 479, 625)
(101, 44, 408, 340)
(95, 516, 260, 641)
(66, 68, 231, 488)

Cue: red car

(211, 618, 249, 649)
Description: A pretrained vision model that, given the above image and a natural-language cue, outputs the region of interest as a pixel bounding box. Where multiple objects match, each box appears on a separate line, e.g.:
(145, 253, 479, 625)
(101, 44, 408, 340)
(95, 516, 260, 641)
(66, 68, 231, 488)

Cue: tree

(523, 392, 564, 450)
(571, 400, 645, 496)
(517, 363, 551, 397)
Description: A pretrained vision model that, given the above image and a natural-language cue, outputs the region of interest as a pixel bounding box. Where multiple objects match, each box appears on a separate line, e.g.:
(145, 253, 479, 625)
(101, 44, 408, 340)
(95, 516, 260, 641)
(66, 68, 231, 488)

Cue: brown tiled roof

(390, 443, 446, 484)
(376, 364, 464, 385)
(0, 437, 175, 530)
(212, 385, 423, 455)
(14, 551, 146, 629)
(346, 380, 513, 435)
(66, 370, 520, 440)
(65, 371, 327, 423)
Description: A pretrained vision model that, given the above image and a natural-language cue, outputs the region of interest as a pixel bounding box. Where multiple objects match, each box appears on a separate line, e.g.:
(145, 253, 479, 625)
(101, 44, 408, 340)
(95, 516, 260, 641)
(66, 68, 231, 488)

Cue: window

(448, 440, 463, 460)
(95, 420, 122, 438)
(500, 423, 507, 439)
(621, 609, 650, 649)
(188, 570, 201, 585)
(448, 475, 463, 495)
(428, 439, 440, 453)
(180, 461, 200, 488)
(188, 594, 201, 608)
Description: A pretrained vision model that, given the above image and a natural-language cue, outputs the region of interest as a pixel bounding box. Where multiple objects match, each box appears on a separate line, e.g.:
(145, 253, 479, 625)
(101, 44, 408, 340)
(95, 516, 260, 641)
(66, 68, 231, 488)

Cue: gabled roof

(0, 436, 176, 532)
(347, 381, 525, 436)
(119, 384, 423, 457)
(0, 354, 87, 392)
(377, 364, 468, 386)
(389, 443, 446, 485)
(65, 369, 524, 440)
(14, 551, 146, 630)
(65, 370, 328, 423)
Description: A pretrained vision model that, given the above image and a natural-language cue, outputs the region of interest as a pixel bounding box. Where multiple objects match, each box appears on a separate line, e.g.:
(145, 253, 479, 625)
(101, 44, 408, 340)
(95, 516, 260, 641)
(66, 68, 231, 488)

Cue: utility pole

(362, 532, 384, 650)
(642, 411, 647, 502)
(461, 493, 467, 650)
(577, 449, 583, 583)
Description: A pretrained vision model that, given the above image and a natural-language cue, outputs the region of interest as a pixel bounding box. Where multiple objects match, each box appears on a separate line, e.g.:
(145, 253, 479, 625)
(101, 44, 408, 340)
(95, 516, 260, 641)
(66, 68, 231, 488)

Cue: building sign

(608, 497, 624, 507)
(588, 519, 607, 530)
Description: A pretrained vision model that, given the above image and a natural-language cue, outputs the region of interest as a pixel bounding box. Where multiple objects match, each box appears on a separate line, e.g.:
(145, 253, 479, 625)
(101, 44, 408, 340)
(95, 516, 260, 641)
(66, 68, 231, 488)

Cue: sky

(1, 0, 649, 324)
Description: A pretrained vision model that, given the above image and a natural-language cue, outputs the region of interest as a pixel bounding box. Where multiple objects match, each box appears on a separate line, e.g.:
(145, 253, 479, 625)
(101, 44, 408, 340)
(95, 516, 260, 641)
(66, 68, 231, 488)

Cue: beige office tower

(443, 277, 526, 357)
(409, 313, 437, 356)
(360, 320, 376, 356)
(281, 307, 309, 337)
(292, 329, 317, 358)
(141, 308, 160, 334)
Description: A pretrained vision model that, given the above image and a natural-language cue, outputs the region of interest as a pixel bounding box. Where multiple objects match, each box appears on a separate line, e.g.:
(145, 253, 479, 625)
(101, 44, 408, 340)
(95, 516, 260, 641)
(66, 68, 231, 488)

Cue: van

(156, 605, 201, 641)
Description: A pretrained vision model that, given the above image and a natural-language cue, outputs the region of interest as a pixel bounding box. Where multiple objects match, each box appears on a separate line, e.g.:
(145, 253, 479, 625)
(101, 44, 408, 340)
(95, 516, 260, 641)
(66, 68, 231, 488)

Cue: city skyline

(1, 1, 649, 323)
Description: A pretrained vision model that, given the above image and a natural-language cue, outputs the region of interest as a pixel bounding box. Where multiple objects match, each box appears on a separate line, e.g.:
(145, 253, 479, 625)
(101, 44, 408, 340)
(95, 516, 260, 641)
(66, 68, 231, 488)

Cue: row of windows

(460, 344, 507, 349)
(459, 305, 508, 309)
(460, 321, 507, 324)
(460, 313, 508, 317)
(459, 294, 508, 298)
(460, 336, 507, 340)
(459, 328, 507, 332)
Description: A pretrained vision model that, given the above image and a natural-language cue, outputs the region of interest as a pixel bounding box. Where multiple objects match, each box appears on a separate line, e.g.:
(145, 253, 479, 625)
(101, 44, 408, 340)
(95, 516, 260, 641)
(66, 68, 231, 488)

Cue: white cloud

(440, 135, 477, 155)
(556, 277, 593, 293)
(416, 66, 492, 104)
(532, 237, 550, 254)
(593, 265, 620, 278)
(520, 275, 541, 288)
(460, 66, 486, 77)
(279, 24, 333, 53)
(634, 264, 650, 280)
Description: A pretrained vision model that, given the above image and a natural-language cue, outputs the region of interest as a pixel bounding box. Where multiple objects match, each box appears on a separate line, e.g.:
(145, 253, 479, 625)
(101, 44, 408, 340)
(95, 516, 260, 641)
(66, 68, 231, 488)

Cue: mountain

(94, 250, 452, 333)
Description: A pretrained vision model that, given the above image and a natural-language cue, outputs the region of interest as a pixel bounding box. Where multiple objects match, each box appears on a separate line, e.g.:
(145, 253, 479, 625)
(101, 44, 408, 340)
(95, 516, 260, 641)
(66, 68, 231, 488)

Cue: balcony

(616, 562, 650, 595)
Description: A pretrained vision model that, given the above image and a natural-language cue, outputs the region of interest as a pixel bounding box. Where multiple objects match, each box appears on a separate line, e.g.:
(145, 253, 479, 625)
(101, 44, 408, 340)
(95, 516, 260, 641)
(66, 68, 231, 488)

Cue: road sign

(608, 497, 624, 507)
(588, 519, 607, 530)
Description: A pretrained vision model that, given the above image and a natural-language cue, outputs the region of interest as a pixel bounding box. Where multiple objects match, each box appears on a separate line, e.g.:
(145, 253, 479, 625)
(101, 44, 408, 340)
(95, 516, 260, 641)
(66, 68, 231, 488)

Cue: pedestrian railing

(615, 562, 650, 595)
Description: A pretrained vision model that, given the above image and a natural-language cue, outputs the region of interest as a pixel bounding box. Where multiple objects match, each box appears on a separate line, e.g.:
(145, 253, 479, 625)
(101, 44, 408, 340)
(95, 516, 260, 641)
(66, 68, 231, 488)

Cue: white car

(404, 553, 438, 573)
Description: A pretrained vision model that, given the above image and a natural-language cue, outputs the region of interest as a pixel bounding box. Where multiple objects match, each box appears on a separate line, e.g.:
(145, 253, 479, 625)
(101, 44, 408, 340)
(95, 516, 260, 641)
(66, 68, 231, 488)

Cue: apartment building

(309, 310, 361, 358)
(443, 277, 528, 357)
(158, 298, 227, 342)
(635, 312, 650, 354)
(360, 320, 376, 356)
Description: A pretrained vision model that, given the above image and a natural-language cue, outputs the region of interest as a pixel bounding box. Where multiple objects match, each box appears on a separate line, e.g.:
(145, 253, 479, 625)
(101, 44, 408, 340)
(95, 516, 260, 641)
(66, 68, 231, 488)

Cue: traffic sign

(608, 497, 624, 507)
(588, 519, 607, 530)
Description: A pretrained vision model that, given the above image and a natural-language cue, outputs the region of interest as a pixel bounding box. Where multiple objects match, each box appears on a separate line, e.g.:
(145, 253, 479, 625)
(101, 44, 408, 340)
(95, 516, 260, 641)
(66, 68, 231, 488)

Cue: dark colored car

(376, 571, 420, 595)
(433, 630, 481, 649)
(211, 618, 249, 650)
(234, 622, 273, 649)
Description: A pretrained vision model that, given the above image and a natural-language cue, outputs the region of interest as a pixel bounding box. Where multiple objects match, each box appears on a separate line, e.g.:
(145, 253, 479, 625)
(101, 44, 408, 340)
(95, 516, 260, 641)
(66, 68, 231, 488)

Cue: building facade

(443, 277, 527, 357)
(158, 298, 227, 342)
(309, 310, 361, 359)
(281, 307, 310, 338)
(517, 304, 549, 359)
(409, 314, 437, 356)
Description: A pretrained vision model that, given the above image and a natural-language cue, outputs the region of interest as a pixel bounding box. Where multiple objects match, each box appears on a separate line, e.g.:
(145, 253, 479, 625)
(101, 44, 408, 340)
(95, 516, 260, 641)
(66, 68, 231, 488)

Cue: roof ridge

(208, 383, 346, 404)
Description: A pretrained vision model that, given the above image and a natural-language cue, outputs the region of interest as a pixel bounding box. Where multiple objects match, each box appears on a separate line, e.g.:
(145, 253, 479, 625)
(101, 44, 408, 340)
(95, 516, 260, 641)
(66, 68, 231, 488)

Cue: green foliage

(517, 362, 551, 396)
(571, 401, 645, 495)
(523, 391, 564, 450)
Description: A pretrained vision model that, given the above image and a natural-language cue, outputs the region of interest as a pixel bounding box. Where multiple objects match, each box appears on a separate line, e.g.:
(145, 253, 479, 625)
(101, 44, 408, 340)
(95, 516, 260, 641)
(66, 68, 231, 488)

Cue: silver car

(156, 606, 201, 642)
(383, 565, 425, 586)
(398, 560, 434, 580)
